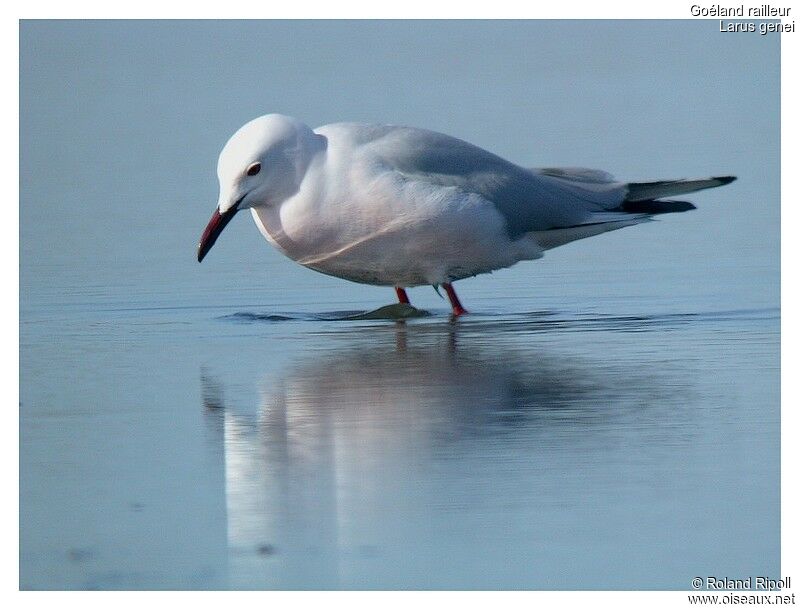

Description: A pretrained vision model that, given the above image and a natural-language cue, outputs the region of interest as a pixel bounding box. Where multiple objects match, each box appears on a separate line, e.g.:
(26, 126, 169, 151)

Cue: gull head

(197, 114, 324, 262)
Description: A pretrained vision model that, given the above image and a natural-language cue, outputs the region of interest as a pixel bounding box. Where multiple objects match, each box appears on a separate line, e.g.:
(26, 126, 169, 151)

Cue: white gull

(198, 114, 735, 316)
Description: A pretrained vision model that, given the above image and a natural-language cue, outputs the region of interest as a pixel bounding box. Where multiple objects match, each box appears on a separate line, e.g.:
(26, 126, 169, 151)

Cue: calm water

(20, 21, 780, 590)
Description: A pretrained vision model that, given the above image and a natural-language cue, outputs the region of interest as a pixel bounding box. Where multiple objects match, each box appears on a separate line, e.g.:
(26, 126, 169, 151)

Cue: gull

(197, 114, 735, 316)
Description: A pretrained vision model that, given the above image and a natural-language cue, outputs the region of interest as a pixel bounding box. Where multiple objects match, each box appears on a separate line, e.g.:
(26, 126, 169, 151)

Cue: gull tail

(616, 176, 736, 215)
(533, 174, 736, 251)
(624, 176, 737, 204)
(535, 167, 736, 214)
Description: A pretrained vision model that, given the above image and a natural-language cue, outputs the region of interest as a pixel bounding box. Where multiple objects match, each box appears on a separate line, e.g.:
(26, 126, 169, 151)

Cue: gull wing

(334, 123, 733, 239)
(359, 125, 625, 238)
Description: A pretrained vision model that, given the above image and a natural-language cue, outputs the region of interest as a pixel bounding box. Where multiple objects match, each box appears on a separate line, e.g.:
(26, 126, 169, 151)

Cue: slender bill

(197, 204, 239, 262)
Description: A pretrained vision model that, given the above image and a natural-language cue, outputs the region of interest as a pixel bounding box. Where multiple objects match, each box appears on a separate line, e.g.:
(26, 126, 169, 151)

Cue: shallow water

(20, 299, 780, 590)
(20, 20, 779, 590)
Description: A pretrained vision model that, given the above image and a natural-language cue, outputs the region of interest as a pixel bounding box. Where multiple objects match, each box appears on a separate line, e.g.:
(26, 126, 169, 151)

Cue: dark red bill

(197, 204, 239, 262)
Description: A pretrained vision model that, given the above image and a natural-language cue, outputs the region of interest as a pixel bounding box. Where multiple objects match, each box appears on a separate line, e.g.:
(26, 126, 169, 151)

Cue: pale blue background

(20, 21, 779, 589)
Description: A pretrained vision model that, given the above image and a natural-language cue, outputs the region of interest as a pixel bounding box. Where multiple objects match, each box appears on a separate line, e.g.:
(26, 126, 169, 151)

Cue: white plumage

(198, 114, 735, 314)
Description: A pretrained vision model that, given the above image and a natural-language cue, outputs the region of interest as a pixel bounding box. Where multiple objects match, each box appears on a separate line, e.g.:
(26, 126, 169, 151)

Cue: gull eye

(246, 162, 261, 177)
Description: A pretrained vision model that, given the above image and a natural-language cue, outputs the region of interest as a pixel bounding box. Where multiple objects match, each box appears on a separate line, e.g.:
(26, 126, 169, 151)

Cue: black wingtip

(716, 176, 737, 186)
(621, 199, 696, 214)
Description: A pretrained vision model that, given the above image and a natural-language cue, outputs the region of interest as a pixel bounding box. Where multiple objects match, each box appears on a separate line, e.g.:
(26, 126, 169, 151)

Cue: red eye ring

(246, 162, 261, 176)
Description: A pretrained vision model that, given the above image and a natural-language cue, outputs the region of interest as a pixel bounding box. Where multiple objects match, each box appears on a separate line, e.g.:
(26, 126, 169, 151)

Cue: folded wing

(364, 125, 734, 240)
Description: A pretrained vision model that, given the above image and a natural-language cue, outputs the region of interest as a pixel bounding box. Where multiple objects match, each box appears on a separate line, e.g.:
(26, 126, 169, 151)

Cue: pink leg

(395, 287, 410, 304)
(442, 282, 468, 316)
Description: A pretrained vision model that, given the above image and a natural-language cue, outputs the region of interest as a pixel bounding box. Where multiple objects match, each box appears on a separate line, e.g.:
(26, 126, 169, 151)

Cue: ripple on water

(219, 305, 778, 335)
(222, 303, 431, 323)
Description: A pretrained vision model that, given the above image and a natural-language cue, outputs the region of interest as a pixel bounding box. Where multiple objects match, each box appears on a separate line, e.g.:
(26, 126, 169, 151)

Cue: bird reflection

(203, 323, 680, 589)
